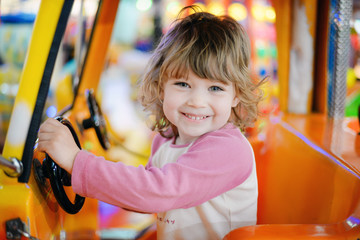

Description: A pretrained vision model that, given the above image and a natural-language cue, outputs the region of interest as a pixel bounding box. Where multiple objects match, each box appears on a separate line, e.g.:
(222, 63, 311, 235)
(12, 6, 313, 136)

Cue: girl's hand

(37, 118, 80, 174)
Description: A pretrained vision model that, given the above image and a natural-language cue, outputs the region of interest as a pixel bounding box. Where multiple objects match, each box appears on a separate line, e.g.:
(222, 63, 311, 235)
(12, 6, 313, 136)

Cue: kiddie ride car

(0, 0, 359, 239)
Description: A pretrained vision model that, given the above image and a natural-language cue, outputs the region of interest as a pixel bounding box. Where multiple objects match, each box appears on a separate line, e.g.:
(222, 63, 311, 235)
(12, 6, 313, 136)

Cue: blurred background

(0, 0, 280, 153)
(0, 0, 359, 177)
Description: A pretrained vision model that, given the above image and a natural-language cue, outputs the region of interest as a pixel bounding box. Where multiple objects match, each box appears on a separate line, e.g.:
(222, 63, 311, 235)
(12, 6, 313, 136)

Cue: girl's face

(162, 70, 240, 144)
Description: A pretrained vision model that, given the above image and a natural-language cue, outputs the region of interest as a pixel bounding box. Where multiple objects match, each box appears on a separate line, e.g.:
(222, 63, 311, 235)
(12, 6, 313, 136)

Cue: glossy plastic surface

(224, 113, 360, 239)
(0, 1, 71, 239)
(0, 0, 118, 239)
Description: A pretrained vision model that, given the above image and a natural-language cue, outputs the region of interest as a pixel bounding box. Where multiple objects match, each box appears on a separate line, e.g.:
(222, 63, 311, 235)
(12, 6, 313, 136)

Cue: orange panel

(272, 0, 291, 112)
(73, 0, 119, 106)
(224, 223, 360, 239)
(225, 113, 360, 239)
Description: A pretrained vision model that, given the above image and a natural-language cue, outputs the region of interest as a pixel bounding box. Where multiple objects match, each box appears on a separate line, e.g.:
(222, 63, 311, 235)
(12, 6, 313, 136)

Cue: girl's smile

(182, 113, 209, 121)
(162, 70, 240, 145)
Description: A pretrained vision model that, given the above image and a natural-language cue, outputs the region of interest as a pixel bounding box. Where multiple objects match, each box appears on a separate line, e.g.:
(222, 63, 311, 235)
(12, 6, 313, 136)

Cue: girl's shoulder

(151, 123, 249, 155)
(197, 123, 244, 142)
(151, 132, 174, 155)
(191, 123, 251, 153)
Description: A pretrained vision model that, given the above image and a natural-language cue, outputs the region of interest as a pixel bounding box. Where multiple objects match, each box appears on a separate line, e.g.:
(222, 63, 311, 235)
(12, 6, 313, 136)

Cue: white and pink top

(72, 123, 258, 239)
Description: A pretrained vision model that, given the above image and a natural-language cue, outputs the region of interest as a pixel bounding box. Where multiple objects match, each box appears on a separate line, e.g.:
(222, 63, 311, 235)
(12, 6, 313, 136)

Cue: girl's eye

(209, 86, 224, 92)
(175, 82, 190, 88)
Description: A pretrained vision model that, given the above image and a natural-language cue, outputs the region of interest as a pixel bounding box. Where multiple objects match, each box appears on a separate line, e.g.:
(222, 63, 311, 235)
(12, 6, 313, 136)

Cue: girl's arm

(72, 129, 254, 213)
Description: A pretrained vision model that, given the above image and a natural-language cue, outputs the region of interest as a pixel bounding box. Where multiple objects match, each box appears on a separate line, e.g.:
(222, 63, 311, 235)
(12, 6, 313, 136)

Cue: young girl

(38, 6, 264, 240)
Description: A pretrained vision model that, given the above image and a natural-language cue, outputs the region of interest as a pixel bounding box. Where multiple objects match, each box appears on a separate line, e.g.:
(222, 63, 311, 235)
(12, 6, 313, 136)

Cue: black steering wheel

(43, 116, 85, 214)
(82, 89, 110, 150)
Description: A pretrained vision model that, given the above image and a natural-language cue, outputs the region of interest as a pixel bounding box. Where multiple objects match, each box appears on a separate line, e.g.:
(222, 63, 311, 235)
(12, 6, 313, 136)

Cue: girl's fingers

(39, 118, 62, 131)
(36, 118, 79, 173)
(38, 119, 68, 151)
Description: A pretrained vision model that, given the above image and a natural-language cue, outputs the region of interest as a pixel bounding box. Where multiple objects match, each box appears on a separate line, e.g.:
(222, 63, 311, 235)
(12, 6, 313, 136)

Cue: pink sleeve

(71, 128, 254, 213)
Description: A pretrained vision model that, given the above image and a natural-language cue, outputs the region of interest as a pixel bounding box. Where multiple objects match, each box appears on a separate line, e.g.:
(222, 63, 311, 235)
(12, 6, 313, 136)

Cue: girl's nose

(186, 89, 207, 108)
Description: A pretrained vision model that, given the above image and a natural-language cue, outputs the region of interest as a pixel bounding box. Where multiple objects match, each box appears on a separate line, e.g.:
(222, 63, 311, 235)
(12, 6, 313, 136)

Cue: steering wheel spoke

(82, 89, 110, 150)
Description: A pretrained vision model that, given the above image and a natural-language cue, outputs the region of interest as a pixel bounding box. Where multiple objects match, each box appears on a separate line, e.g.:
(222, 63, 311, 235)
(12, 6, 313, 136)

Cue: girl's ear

(232, 96, 240, 107)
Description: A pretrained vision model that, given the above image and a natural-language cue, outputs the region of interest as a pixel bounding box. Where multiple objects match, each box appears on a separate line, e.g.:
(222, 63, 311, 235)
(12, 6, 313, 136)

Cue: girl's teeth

(185, 114, 206, 120)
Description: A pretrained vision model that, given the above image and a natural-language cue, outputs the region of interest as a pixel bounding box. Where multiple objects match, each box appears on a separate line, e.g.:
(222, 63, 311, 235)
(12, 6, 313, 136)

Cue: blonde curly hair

(138, 6, 265, 137)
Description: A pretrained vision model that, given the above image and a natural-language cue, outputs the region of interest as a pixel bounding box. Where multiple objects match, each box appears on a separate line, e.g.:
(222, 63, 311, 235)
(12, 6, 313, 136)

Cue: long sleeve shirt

(72, 123, 258, 239)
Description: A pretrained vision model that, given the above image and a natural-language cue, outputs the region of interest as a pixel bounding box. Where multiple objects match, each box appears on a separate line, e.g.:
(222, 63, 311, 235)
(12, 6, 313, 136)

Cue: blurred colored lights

(193, 2, 207, 12)
(46, 105, 57, 118)
(207, 2, 225, 16)
(228, 3, 247, 21)
(166, 1, 184, 18)
(354, 19, 360, 34)
(265, 7, 276, 23)
(251, 4, 266, 21)
(251, 4, 276, 23)
(136, 0, 152, 12)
